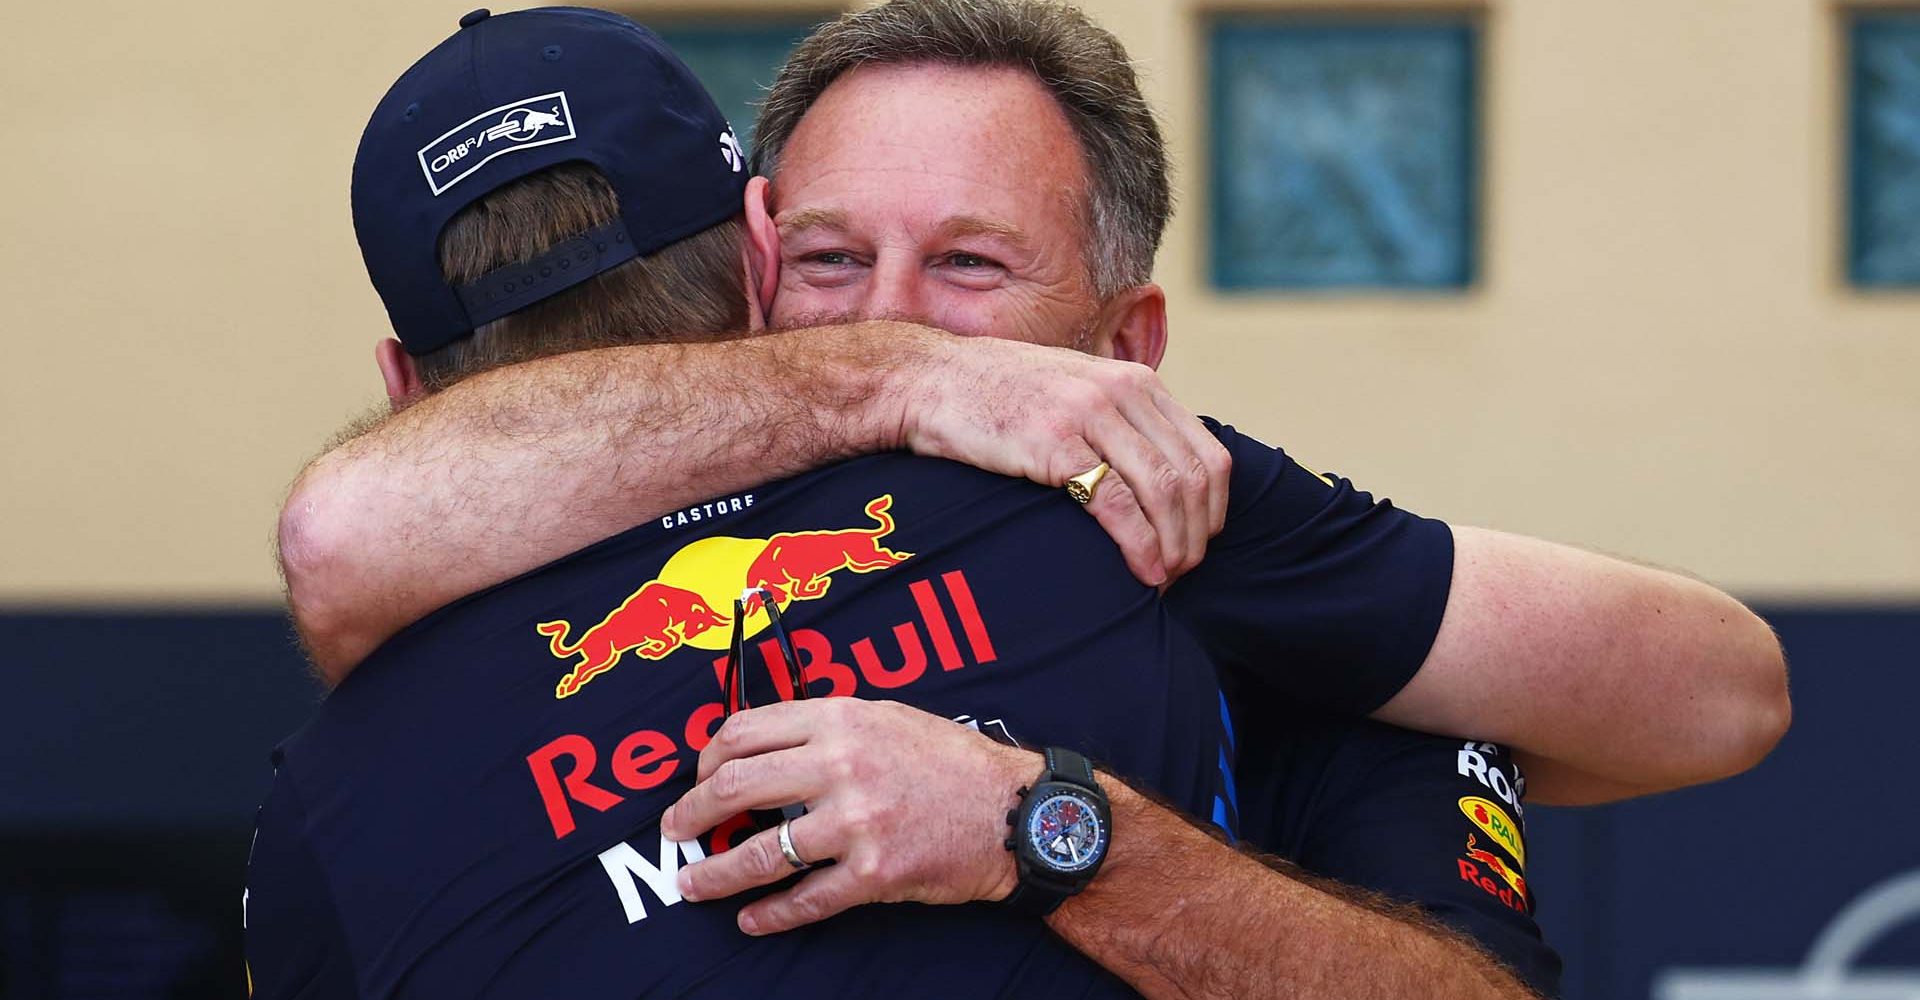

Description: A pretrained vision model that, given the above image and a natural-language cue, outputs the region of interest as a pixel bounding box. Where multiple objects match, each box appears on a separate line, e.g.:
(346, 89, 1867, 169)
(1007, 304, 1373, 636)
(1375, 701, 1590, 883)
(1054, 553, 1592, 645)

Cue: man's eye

(946, 252, 1001, 271)
(807, 251, 853, 266)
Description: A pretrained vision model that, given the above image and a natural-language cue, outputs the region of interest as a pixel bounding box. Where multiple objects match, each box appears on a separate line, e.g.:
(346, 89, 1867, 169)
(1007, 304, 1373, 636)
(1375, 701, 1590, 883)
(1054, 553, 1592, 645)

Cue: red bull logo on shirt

(526, 567, 999, 842)
(743, 495, 912, 612)
(538, 583, 732, 698)
(1458, 796, 1525, 867)
(535, 495, 913, 698)
(1460, 833, 1531, 913)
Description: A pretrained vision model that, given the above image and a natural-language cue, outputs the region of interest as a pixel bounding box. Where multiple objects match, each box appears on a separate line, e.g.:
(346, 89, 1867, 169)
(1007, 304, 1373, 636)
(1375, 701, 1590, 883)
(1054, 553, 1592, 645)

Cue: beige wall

(3, 0, 1914, 605)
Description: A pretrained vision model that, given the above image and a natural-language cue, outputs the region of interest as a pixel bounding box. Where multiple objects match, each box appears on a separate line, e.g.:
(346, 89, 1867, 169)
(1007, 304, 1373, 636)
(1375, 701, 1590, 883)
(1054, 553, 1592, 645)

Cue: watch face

(1026, 790, 1106, 873)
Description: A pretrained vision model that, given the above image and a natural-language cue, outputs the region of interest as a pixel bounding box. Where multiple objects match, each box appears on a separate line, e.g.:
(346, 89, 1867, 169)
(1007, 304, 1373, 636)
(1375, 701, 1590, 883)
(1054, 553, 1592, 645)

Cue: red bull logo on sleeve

(1458, 796, 1525, 868)
(535, 495, 913, 698)
(1460, 833, 1531, 913)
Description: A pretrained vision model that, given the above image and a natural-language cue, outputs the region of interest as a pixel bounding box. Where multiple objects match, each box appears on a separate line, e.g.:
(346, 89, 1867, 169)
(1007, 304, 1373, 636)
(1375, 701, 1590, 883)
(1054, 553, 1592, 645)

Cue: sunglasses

(722, 587, 808, 718)
(722, 586, 809, 828)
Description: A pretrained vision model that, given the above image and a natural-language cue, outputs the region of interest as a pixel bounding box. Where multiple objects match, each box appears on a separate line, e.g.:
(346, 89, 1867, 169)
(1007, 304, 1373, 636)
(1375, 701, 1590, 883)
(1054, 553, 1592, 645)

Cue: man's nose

(859, 254, 925, 320)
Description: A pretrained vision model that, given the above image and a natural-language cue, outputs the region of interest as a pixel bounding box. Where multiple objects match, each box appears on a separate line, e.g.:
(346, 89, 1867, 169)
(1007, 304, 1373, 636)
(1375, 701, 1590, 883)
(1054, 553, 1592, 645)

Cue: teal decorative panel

(1851, 16, 1920, 286)
(1209, 21, 1477, 290)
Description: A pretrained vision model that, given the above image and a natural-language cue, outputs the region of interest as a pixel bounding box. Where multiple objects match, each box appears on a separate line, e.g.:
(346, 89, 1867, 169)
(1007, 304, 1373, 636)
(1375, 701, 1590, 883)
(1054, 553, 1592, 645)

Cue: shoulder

(1168, 422, 1454, 713)
(1200, 416, 1433, 533)
(1200, 417, 1333, 496)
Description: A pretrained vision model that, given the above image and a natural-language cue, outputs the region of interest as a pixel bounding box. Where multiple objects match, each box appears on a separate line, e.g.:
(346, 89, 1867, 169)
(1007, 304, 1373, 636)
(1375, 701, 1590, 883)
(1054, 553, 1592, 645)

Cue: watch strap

(1003, 875, 1075, 916)
(1003, 747, 1107, 917)
(1044, 746, 1097, 789)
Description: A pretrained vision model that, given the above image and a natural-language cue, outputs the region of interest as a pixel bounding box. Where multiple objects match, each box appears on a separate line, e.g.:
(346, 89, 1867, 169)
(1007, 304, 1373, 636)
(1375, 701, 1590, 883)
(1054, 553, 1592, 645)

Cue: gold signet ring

(1065, 462, 1111, 505)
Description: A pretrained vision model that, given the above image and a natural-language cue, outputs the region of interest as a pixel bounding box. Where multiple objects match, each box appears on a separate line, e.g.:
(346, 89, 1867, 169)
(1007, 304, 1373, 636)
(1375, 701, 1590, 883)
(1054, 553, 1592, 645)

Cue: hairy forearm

(1377, 526, 1790, 803)
(280, 322, 932, 678)
(1046, 781, 1531, 1000)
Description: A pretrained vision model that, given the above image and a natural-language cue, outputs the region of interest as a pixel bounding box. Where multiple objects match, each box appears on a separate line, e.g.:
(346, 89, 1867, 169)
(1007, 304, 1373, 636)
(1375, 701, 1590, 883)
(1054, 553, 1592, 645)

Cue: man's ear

(743, 176, 781, 321)
(374, 339, 425, 411)
(1092, 283, 1168, 369)
(738, 238, 768, 331)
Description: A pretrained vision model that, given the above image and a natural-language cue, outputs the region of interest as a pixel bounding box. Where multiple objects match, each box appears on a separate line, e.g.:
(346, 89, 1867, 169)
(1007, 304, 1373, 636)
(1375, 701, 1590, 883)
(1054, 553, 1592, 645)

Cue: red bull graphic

(1458, 795, 1526, 867)
(536, 495, 913, 698)
(527, 569, 998, 841)
(743, 495, 912, 613)
(1460, 833, 1531, 913)
(538, 583, 731, 698)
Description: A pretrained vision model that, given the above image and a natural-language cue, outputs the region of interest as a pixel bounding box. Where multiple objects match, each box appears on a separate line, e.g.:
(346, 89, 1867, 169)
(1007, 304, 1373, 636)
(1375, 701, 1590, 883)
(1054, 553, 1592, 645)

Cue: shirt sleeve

(1166, 419, 1454, 714)
(1290, 723, 1562, 998)
(245, 758, 359, 999)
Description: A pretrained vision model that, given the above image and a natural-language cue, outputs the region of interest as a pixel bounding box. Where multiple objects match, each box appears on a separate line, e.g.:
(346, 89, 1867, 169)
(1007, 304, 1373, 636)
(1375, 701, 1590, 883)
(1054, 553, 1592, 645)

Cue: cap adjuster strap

(454, 219, 639, 329)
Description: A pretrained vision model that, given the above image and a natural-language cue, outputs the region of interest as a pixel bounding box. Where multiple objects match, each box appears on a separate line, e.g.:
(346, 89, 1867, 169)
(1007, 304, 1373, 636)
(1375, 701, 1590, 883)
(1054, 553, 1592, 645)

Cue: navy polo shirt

(245, 424, 1543, 997)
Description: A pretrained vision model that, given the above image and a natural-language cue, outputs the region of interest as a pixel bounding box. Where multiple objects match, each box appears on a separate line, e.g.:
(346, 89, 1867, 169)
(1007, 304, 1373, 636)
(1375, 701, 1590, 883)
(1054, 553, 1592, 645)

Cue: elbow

(278, 468, 344, 625)
(277, 463, 371, 684)
(1735, 627, 1793, 772)
(1697, 616, 1793, 784)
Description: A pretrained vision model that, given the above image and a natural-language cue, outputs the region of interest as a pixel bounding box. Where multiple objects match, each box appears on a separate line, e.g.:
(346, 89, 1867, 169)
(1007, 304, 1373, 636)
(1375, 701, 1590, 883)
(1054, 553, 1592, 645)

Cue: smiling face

(765, 62, 1105, 349)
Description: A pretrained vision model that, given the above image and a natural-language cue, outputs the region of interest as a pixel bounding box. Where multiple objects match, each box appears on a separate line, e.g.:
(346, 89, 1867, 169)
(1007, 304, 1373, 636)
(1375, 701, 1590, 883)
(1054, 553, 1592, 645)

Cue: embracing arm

(1375, 526, 1790, 804)
(1167, 432, 1787, 805)
(662, 699, 1532, 1000)
(281, 323, 901, 675)
(1050, 781, 1533, 1000)
(280, 323, 1226, 680)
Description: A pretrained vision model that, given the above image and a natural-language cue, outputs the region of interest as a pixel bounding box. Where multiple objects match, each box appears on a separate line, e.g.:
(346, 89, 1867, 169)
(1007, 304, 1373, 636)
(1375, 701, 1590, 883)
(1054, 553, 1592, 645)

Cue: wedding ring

(778, 816, 811, 870)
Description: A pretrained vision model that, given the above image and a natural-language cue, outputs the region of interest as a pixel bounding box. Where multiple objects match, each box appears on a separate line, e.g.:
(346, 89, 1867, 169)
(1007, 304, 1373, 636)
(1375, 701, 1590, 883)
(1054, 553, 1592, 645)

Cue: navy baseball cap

(351, 7, 750, 355)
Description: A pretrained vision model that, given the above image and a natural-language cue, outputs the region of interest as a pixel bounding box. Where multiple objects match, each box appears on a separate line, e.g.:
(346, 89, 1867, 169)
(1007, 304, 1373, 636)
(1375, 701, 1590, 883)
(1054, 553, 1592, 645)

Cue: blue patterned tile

(1209, 21, 1477, 290)
(1851, 16, 1920, 286)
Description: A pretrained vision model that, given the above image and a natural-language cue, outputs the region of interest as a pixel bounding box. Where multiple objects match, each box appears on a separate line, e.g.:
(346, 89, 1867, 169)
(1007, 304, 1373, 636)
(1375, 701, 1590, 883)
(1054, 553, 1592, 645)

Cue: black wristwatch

(1003, 747, 1111, 916)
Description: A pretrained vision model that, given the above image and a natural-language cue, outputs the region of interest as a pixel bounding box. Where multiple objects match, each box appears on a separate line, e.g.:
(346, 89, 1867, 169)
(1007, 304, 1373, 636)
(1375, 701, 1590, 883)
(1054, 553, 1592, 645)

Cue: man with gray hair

(286, 0, 1783, 804)
(266, 1, 1786, 996)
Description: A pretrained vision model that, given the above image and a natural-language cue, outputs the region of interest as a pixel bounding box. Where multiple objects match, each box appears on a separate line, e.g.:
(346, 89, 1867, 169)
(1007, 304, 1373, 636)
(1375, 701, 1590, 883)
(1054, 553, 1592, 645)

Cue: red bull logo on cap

(535, 495, 912, 698)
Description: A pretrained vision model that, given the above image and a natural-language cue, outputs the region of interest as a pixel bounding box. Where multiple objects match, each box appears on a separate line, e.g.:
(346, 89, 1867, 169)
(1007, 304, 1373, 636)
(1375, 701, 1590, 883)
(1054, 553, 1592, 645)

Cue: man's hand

(898, 335, 1231, 587)
(282, 323, 1229, 680)
(660, 697, 1537, 999)
(659, 699, 1035, 935)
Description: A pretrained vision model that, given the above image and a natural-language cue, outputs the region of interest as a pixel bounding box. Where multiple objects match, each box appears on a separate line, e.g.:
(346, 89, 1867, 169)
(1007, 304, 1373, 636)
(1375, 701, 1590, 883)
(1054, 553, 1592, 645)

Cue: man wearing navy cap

(253, 3, 1786, 997)
(354, 6, 755, 359)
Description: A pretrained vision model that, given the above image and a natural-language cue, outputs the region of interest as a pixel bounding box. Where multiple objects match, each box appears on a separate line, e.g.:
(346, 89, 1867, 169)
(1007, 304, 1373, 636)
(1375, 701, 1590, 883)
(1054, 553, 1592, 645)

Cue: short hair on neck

(419, 162, 748, 393)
